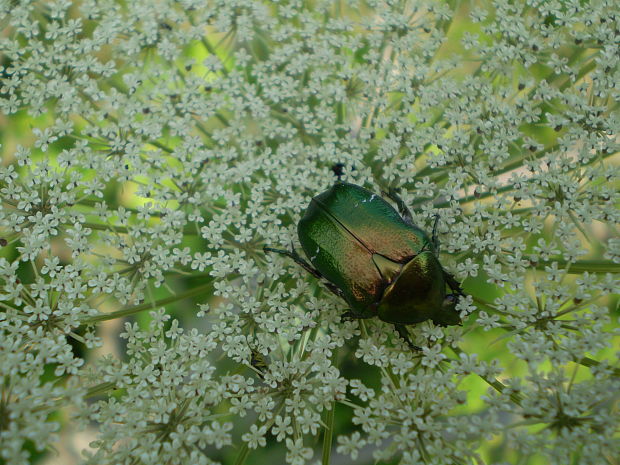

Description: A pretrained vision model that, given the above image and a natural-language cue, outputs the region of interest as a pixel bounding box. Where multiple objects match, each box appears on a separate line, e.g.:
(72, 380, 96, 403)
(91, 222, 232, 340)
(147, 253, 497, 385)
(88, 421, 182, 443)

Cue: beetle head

(377, 252, 463, 326)
(432, 294, 462, 326)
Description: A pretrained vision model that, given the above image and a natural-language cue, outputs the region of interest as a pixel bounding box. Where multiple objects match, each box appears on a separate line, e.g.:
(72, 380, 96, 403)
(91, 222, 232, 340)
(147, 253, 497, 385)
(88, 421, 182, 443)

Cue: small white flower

(241, 424, 267, 449)
(337, 431, 366, 460)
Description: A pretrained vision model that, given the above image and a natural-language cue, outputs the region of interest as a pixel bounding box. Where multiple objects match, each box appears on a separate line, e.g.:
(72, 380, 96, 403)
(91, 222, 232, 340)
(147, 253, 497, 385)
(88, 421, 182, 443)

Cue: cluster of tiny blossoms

(1, 0, 618, 464)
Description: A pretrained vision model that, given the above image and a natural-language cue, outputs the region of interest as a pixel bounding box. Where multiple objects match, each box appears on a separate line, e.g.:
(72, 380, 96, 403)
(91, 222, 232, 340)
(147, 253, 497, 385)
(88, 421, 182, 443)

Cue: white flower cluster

(79, 310, 233, 465)
(0, 0, 618, 464)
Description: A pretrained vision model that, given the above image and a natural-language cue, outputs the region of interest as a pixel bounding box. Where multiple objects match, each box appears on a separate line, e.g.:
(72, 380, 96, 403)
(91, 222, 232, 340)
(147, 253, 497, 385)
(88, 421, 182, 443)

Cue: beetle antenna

(431, 214, 440, 252)
(331, 163, 345, 181)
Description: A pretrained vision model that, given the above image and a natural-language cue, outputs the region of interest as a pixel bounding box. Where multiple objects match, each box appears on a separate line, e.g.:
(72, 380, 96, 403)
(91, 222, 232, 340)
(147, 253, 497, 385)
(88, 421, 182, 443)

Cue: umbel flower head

(0, 1, 618, 465)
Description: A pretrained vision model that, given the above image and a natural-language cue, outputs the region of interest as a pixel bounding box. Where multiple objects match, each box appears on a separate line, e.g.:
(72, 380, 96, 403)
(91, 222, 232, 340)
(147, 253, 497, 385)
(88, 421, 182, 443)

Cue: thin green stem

(148, 140, 174, 154)
(412, 147, 617, 210)
(533, 259, 619, 274)
(450, 347, 523, 406)
(79, 221, 199, 236)
(82, 281, 214, 323)
(577, 357, 620, 377)
(201, 37, 229, 76)
(81, 222, 129, 233)
(215, 111, 230, 126)
(321, 401, 335, 465)
(85, 382, 117, 399)
(233, 443, 249, 465)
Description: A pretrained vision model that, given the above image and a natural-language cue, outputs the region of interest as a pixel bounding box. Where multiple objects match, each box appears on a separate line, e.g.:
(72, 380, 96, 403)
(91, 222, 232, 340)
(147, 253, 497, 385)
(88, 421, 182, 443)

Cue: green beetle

(264, 178, 463, 348)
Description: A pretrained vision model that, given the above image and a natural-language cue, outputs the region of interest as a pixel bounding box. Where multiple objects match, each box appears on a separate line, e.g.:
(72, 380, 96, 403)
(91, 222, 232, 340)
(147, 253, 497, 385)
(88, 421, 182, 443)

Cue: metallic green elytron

(265, 181, 463, 347)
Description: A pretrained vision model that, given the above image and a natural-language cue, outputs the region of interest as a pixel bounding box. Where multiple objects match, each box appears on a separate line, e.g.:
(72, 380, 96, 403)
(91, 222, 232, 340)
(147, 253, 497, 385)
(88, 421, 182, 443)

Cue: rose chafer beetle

(265, 172, 463, 349)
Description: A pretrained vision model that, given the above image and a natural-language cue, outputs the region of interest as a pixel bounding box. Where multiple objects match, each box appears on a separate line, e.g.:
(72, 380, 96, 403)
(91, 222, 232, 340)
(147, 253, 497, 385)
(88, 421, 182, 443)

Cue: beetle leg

(321, 282, 346, 299)
(430, 214, 441, 252)
(443, 269, 465, 296)
(341, 310, 365, 321)
(383, 188, 414, 225)
(393, 324, 422, 351)
(263, 246, 322, 279)
(263, 246, 345, 299)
